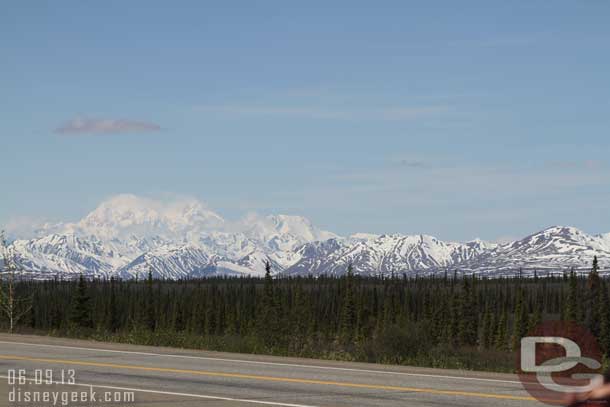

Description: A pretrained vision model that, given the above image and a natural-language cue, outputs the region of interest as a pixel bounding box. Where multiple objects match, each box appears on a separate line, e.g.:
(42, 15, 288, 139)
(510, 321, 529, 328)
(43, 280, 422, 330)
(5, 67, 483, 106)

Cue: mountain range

(2, 194, 609, 279)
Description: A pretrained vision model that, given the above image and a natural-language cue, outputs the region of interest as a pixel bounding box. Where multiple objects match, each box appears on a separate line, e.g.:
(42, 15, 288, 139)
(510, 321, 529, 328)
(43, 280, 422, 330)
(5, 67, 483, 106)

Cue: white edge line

(0, 375, 320, 407)
(0, 340, 521, 384)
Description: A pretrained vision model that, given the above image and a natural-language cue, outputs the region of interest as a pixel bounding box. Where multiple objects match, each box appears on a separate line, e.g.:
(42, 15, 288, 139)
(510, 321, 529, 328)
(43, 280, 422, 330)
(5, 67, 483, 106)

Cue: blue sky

(1, 1, 609, 241)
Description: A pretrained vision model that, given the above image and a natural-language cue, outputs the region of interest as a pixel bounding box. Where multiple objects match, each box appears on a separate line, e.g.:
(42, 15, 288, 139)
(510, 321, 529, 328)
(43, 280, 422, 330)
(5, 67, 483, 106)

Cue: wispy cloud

(398, 159, 427, 168)
(376, 107, 449, 120)
(194, 105, 448, 121)
(313, 155, 610, 209)
(55, 117, 161, 134)
(546, 160, 604, 170)
(4, 216, 62, 240)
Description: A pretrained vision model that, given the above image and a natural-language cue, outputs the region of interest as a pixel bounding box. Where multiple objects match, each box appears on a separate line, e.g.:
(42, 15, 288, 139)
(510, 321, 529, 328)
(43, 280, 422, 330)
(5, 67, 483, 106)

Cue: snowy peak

(77, 194, 225, 239)
(235, 213, 337, 255)
(268, 214, 336, 242)
(10, 233, 119, 277)
(505, 226, 609, 254)
(285, 233, 492, 276)
(81, 194, 163, 228)
(215, 213, 337, 270)
(285, 238, 346, 276)
(5, 195, 339, 279)
(454, 226, 610, 274)
(162, 199, 225, 229)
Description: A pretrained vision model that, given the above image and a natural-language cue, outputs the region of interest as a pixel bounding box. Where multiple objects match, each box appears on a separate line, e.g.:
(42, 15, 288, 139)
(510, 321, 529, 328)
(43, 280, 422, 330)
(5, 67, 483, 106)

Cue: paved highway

(0, 334, 544, 407)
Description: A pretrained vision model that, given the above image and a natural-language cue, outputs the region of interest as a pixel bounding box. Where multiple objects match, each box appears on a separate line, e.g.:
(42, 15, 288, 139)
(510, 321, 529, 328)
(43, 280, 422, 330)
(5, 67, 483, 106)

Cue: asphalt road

(0, 334, 544, 407)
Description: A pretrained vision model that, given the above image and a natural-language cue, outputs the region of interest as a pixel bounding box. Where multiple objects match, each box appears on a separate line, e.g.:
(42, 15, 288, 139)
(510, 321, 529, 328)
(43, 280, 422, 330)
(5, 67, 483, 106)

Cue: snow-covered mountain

(285, 234, 496, 276)
(454, 226, 610, 275)
(2, 195, 336, 279)
(115, 244, 249, 280)
(284, 238, 345, 276)
(2, 195, 609, 279)
(10, 234, 118, 278)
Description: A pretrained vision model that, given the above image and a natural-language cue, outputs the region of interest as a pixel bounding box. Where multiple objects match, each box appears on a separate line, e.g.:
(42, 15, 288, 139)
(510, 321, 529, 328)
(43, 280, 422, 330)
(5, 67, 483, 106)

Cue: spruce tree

(528, 301, 542, 333)
(565, 268, 579, 322)
(204, 294, 216, 335)
(258, 261, 279, 347)
(511, 288, 527, 350)
(494, 309, 508, 350)
(107, 277, 119, 332)
(143, 269, 156, 331)
(291, 282, 309, 353)
(340, 264, 357, 344)
(479, 304, 492, 349)
(446, 294, 459, 346)
(586, 256, 601, 335)
(486, 311, 496, 349)
(457, 276, 477, 346)
(598, 280, 610, 356)
(70, 274, 92, 329)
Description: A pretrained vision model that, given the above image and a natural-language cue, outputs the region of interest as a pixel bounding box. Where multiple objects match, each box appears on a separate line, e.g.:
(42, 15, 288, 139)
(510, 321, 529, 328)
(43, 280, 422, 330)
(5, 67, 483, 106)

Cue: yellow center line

(0, 355, 535, 402)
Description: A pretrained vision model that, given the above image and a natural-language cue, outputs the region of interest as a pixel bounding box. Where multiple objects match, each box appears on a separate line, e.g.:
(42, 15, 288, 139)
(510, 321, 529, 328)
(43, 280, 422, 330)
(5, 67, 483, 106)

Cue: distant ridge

(3, 195, 609, 279)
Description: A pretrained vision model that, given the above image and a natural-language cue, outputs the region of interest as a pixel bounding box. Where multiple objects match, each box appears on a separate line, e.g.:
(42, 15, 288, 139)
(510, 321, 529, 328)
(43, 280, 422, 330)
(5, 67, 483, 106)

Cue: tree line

(1, 258, 607, 372)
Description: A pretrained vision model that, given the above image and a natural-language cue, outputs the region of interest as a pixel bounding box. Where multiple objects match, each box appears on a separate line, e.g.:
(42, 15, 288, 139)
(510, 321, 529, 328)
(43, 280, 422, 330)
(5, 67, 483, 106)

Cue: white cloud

(3, 216, 63, 240)
(56, 117, 161, 134)
(546, 160, 605, 170)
